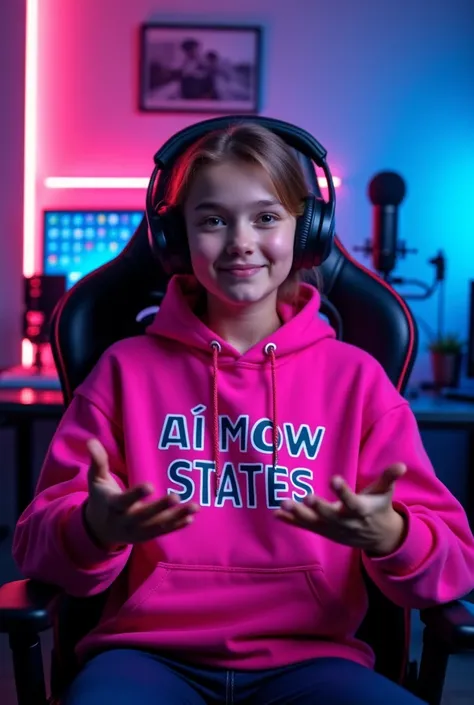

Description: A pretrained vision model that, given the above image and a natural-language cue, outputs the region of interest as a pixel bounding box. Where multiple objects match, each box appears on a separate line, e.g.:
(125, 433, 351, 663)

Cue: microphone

(367, 171, 406, 277)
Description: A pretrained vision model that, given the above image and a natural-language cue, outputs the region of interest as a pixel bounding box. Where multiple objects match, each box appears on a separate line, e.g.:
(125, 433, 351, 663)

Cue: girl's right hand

(83, 438, 199, 552)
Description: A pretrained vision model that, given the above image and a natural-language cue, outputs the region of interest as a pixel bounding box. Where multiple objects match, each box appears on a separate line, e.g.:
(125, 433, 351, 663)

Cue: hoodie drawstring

(210, 341, 222, 492)
(210, 341, 279, 496)
(264, 343, 279, 472)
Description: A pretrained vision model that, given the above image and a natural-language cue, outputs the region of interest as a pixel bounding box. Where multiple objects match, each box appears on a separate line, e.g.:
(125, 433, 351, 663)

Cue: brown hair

(164, 122, 321, 300)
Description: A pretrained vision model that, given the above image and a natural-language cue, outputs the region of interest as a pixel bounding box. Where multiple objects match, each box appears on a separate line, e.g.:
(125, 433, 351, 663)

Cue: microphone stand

(388, 251, 446, 302)
(354, 237, 445, 302)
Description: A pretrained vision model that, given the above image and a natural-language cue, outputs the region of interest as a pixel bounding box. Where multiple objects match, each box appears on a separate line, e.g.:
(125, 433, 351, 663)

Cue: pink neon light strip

(22, 0, 39, 365)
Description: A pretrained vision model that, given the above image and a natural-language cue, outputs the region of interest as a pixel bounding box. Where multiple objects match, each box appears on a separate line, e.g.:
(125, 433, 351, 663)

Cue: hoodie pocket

(117, 562, 353, 639)
(303, 568, 355, 636)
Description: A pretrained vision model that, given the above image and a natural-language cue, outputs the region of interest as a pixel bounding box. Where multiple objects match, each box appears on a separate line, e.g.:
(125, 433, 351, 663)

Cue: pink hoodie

(13, 275, 474, 670)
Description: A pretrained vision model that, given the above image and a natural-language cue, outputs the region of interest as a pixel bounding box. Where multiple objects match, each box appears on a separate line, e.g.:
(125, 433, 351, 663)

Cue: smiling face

(183, 159, 297, 310)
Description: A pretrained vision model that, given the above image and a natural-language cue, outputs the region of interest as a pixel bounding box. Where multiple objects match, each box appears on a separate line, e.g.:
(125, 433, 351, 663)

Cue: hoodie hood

(146, 274, 336, 363)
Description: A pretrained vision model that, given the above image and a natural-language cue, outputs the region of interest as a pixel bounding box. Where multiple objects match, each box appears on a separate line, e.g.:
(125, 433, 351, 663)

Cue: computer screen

(43, 209, 145, 289)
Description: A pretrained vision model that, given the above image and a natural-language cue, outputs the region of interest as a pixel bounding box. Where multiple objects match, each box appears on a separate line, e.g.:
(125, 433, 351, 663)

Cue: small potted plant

(428, 334, 464, 388)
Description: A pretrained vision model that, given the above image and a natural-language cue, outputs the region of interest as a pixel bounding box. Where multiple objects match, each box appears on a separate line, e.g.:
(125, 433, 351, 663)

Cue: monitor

(42, 209, 145, 289)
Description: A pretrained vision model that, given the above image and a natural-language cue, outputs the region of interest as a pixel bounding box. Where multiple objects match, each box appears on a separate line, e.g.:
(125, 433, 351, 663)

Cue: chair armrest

(420, 598, 474, 651)
(0, 579, 61, 634)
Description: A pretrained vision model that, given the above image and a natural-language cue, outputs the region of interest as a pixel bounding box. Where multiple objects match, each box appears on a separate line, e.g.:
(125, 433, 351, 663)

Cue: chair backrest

(49, 145, 418, 696)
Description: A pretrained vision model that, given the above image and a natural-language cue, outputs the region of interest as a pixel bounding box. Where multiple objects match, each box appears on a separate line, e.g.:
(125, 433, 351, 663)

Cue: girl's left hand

(275, 463, 408, 556)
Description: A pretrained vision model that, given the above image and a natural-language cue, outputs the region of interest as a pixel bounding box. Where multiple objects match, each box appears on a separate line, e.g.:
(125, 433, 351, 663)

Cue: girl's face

(183, 159, 296, 309)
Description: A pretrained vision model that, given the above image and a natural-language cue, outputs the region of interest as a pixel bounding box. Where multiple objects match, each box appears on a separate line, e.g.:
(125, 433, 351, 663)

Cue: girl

(13, 122, 474, 705)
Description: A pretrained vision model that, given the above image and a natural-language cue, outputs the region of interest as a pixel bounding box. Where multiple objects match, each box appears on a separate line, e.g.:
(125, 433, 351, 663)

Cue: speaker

(23, 274, 66, 344)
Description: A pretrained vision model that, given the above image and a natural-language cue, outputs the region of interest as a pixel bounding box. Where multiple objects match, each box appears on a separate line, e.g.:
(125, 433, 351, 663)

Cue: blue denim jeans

(63, 648, 424, 704)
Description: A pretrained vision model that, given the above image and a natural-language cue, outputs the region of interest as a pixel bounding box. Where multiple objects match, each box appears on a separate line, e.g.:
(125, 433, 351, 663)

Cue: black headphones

(145, 115, 336, 275)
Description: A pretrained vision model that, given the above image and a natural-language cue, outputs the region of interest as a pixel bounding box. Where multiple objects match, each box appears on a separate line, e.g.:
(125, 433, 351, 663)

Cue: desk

(409, 394, 474, 427)
(0, 389, 473, 534)
(410, 394, 474, 528)
(0, 388, 64, 538)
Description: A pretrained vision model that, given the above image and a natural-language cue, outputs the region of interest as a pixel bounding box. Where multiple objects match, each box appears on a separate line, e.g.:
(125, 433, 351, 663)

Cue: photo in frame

(139, 23, 262, 113)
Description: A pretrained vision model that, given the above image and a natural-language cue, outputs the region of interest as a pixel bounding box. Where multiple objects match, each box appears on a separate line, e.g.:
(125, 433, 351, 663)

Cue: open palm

(84, 439, 199, 551)
(275, 463, 407, 555)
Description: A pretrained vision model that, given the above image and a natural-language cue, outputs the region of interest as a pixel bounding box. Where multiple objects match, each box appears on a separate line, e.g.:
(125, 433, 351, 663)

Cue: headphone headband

(153, 115, 327, 168)
(146, 115, 336, 274)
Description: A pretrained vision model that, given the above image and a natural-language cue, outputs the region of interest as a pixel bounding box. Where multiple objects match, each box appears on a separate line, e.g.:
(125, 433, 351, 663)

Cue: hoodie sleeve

(359, 400, 474, 609)
(12, 392, 133, 597)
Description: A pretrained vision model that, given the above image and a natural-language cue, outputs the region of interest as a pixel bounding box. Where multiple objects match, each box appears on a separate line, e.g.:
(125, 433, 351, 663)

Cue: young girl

(13, 122, 474, 705)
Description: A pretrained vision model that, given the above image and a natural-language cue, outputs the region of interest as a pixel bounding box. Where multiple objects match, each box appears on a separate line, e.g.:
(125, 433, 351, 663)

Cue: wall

(31, 0, 474, 383)
(0, 0, 26, 367)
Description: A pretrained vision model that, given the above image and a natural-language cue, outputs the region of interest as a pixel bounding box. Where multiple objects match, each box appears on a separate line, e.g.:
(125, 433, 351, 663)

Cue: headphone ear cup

(147, 206, 167, 254)
(147, 205, 192, 275)
(294, 195, 322, 270)
(293, 195, 335, 270)
(318, 200, 336, 262)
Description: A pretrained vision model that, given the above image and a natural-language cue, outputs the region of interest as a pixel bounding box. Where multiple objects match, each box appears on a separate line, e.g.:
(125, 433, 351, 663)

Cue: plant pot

(430, 351, 462, 388)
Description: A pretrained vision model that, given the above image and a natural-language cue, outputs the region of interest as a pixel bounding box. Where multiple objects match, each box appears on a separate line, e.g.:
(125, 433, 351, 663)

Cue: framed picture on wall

(139, 23, 262, 114)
